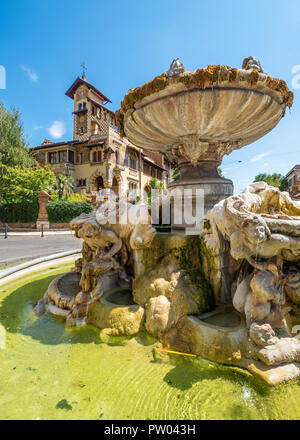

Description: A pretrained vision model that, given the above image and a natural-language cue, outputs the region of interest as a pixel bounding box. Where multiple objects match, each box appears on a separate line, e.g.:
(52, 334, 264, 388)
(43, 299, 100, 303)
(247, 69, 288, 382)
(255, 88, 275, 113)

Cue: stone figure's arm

(99, 229, 122, 260)
(129, 223, 156, 250)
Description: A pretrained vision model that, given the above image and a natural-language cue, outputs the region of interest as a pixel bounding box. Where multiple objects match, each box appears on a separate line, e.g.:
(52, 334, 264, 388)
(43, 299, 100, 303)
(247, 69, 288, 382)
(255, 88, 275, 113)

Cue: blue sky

(0, 0, 299, 192)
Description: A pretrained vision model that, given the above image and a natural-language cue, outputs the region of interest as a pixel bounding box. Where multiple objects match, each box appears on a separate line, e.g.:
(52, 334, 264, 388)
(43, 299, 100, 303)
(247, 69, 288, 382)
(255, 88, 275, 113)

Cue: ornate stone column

(167, 136, 233, 230)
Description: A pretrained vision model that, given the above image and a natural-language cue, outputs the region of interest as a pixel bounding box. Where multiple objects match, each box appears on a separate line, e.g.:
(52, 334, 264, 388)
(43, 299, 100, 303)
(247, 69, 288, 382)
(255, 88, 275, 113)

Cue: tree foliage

(149, 177, 164, 190)
(254, 173, 288, 191)
(172, 168, 180, 181)
(58, 174, 74, 199)
(0, 163, 56, 204)
(0, 102, 34, 168)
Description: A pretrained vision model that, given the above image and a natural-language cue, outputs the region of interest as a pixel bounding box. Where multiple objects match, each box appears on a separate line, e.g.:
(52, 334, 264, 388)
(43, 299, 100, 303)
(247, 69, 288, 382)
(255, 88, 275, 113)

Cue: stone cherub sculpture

(204, 182, 300, 367)
(242, 56, 264, 73)
(35, 197, 156, 327)
(167, 58, 186, 77)
(206, 182, 300, 334)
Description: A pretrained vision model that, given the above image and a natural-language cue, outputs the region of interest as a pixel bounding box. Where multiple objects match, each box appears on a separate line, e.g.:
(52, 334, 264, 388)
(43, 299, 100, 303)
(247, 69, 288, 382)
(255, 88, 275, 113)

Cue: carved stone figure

(242, 56, 264, 73)
(205, 182, 300, 367)
(35, 199, 156, 327)
(167, 58, 186, 77)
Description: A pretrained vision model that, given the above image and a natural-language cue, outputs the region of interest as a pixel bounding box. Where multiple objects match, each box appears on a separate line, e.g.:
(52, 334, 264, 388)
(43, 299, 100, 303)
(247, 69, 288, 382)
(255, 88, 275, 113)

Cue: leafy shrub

(0, 200, 39, 222)
(47, 200, 93, 223)
(68, 193, 91, 203)
(50, 190, 91, 203)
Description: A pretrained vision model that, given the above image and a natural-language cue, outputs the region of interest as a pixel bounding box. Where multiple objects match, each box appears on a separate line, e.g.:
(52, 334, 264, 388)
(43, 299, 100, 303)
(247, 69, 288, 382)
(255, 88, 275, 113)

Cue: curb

(1, 231, 74, 236)
(0, 249, 81, 280)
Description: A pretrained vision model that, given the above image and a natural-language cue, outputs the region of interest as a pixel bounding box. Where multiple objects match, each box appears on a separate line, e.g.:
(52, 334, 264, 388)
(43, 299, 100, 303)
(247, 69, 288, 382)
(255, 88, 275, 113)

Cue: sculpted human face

(243, 219, 267, 243)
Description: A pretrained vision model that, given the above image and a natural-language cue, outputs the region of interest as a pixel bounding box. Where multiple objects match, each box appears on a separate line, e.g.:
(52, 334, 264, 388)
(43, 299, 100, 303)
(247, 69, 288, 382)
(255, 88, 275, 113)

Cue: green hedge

(47, 200, 93, 223)
(0, 200, 39, 223)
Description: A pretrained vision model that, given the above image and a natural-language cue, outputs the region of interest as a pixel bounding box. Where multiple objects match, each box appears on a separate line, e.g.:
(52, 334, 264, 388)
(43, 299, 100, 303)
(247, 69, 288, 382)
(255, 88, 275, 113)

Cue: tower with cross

(65, 64, 113, 141)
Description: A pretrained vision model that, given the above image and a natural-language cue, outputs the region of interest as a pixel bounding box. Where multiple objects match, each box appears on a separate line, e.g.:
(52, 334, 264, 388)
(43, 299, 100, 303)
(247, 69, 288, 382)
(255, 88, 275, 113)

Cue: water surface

(0, 263, 300, 420)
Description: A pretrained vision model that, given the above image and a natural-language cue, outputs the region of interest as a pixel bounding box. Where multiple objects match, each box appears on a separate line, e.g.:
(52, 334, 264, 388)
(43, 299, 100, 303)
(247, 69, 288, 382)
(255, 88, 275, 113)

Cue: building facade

(30, 74, 169, 197)
(286, 165, 300, 200)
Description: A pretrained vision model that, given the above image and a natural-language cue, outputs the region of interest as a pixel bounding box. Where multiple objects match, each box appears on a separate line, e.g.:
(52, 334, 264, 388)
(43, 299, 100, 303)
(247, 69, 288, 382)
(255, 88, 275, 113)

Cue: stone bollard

(36, 190, 51, 231)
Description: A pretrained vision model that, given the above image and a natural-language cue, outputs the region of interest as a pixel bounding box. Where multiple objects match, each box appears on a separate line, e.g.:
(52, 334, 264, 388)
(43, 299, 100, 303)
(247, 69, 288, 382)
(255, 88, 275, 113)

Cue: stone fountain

(35, 57, 300, 386)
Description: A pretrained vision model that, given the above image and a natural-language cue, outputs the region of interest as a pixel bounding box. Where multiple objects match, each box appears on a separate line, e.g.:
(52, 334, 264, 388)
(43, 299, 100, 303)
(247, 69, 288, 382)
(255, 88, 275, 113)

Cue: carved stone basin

(101, 288, 135, 306)
(123, 82, 285, 156)
(87, 287, 145, 336)
(118, 60, 293, 224)
(198, 304, 242, 329)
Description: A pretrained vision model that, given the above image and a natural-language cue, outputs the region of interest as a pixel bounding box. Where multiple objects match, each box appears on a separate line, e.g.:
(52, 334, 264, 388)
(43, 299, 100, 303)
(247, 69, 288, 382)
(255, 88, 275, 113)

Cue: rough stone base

(36, 220, 50, 231)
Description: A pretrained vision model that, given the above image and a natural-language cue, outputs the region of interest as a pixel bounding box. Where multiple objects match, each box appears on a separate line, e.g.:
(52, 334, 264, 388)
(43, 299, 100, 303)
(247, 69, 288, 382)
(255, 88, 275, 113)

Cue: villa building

(285, 165, 300, 200)
(30, 73, 169, 196)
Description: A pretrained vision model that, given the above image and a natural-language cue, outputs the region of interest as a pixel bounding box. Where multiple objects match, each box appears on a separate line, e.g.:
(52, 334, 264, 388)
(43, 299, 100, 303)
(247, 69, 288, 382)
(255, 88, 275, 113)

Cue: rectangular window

(69, 151, 74, 163)
(130, 157, 137, 170)
(48, 152, 57, 163)
(58, 150, 68, 162)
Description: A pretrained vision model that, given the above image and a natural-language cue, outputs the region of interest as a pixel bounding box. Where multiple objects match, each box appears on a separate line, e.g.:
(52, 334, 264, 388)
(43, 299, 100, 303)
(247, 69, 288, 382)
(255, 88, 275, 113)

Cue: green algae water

(0, 263, 300, 420)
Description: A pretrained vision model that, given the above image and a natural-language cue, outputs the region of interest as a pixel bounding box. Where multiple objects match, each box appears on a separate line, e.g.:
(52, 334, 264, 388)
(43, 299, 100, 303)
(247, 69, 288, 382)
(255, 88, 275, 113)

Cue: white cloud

(48, 121, 65, 139)
(33, 125, 42, 131)
(250, 151, 272, 163)
(21, 65, 38, 82)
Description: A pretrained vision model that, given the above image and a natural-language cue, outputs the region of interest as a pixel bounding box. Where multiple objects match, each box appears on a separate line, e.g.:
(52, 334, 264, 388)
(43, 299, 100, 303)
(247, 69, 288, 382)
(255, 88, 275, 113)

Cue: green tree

(0, 163, 56, 203)
(58, 174, 74, 199)
(172, 168, 180, 181)
(254, 173, 288, 191)
(218, 167, 224, 177)
(149, 177, 164, 191)
(0, 102, 34, 168)
(146, 177, 165, 205)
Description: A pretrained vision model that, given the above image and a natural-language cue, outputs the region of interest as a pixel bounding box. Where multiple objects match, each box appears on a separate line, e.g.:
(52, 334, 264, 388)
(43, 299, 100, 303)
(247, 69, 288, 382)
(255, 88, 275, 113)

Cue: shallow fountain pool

(0, 263, 300, 420)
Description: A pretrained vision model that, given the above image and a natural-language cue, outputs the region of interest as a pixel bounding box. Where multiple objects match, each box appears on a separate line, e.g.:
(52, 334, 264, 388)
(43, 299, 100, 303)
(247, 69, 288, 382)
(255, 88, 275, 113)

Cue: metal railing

(0, 223, 46, 238)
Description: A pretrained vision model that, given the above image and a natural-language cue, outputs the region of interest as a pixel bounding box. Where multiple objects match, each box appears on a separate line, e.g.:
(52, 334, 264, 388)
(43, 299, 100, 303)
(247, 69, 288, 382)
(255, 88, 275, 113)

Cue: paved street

(0, 233, 82, 266)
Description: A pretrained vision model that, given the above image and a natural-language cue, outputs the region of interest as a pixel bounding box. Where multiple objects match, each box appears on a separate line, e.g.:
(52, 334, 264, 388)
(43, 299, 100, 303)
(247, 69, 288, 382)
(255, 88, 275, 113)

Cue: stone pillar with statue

(36, 190, 51, 231)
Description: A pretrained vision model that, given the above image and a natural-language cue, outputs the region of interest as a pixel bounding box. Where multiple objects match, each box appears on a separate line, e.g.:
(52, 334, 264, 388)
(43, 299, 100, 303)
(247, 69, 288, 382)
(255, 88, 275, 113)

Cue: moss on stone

(249, 69, 260, 86)
(115, 64, 294, 136)
(178, 236, 215, 313)
(121, 72, 168, 114)
(266, 76, 294, 108)
(115, 109, 125, 138)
